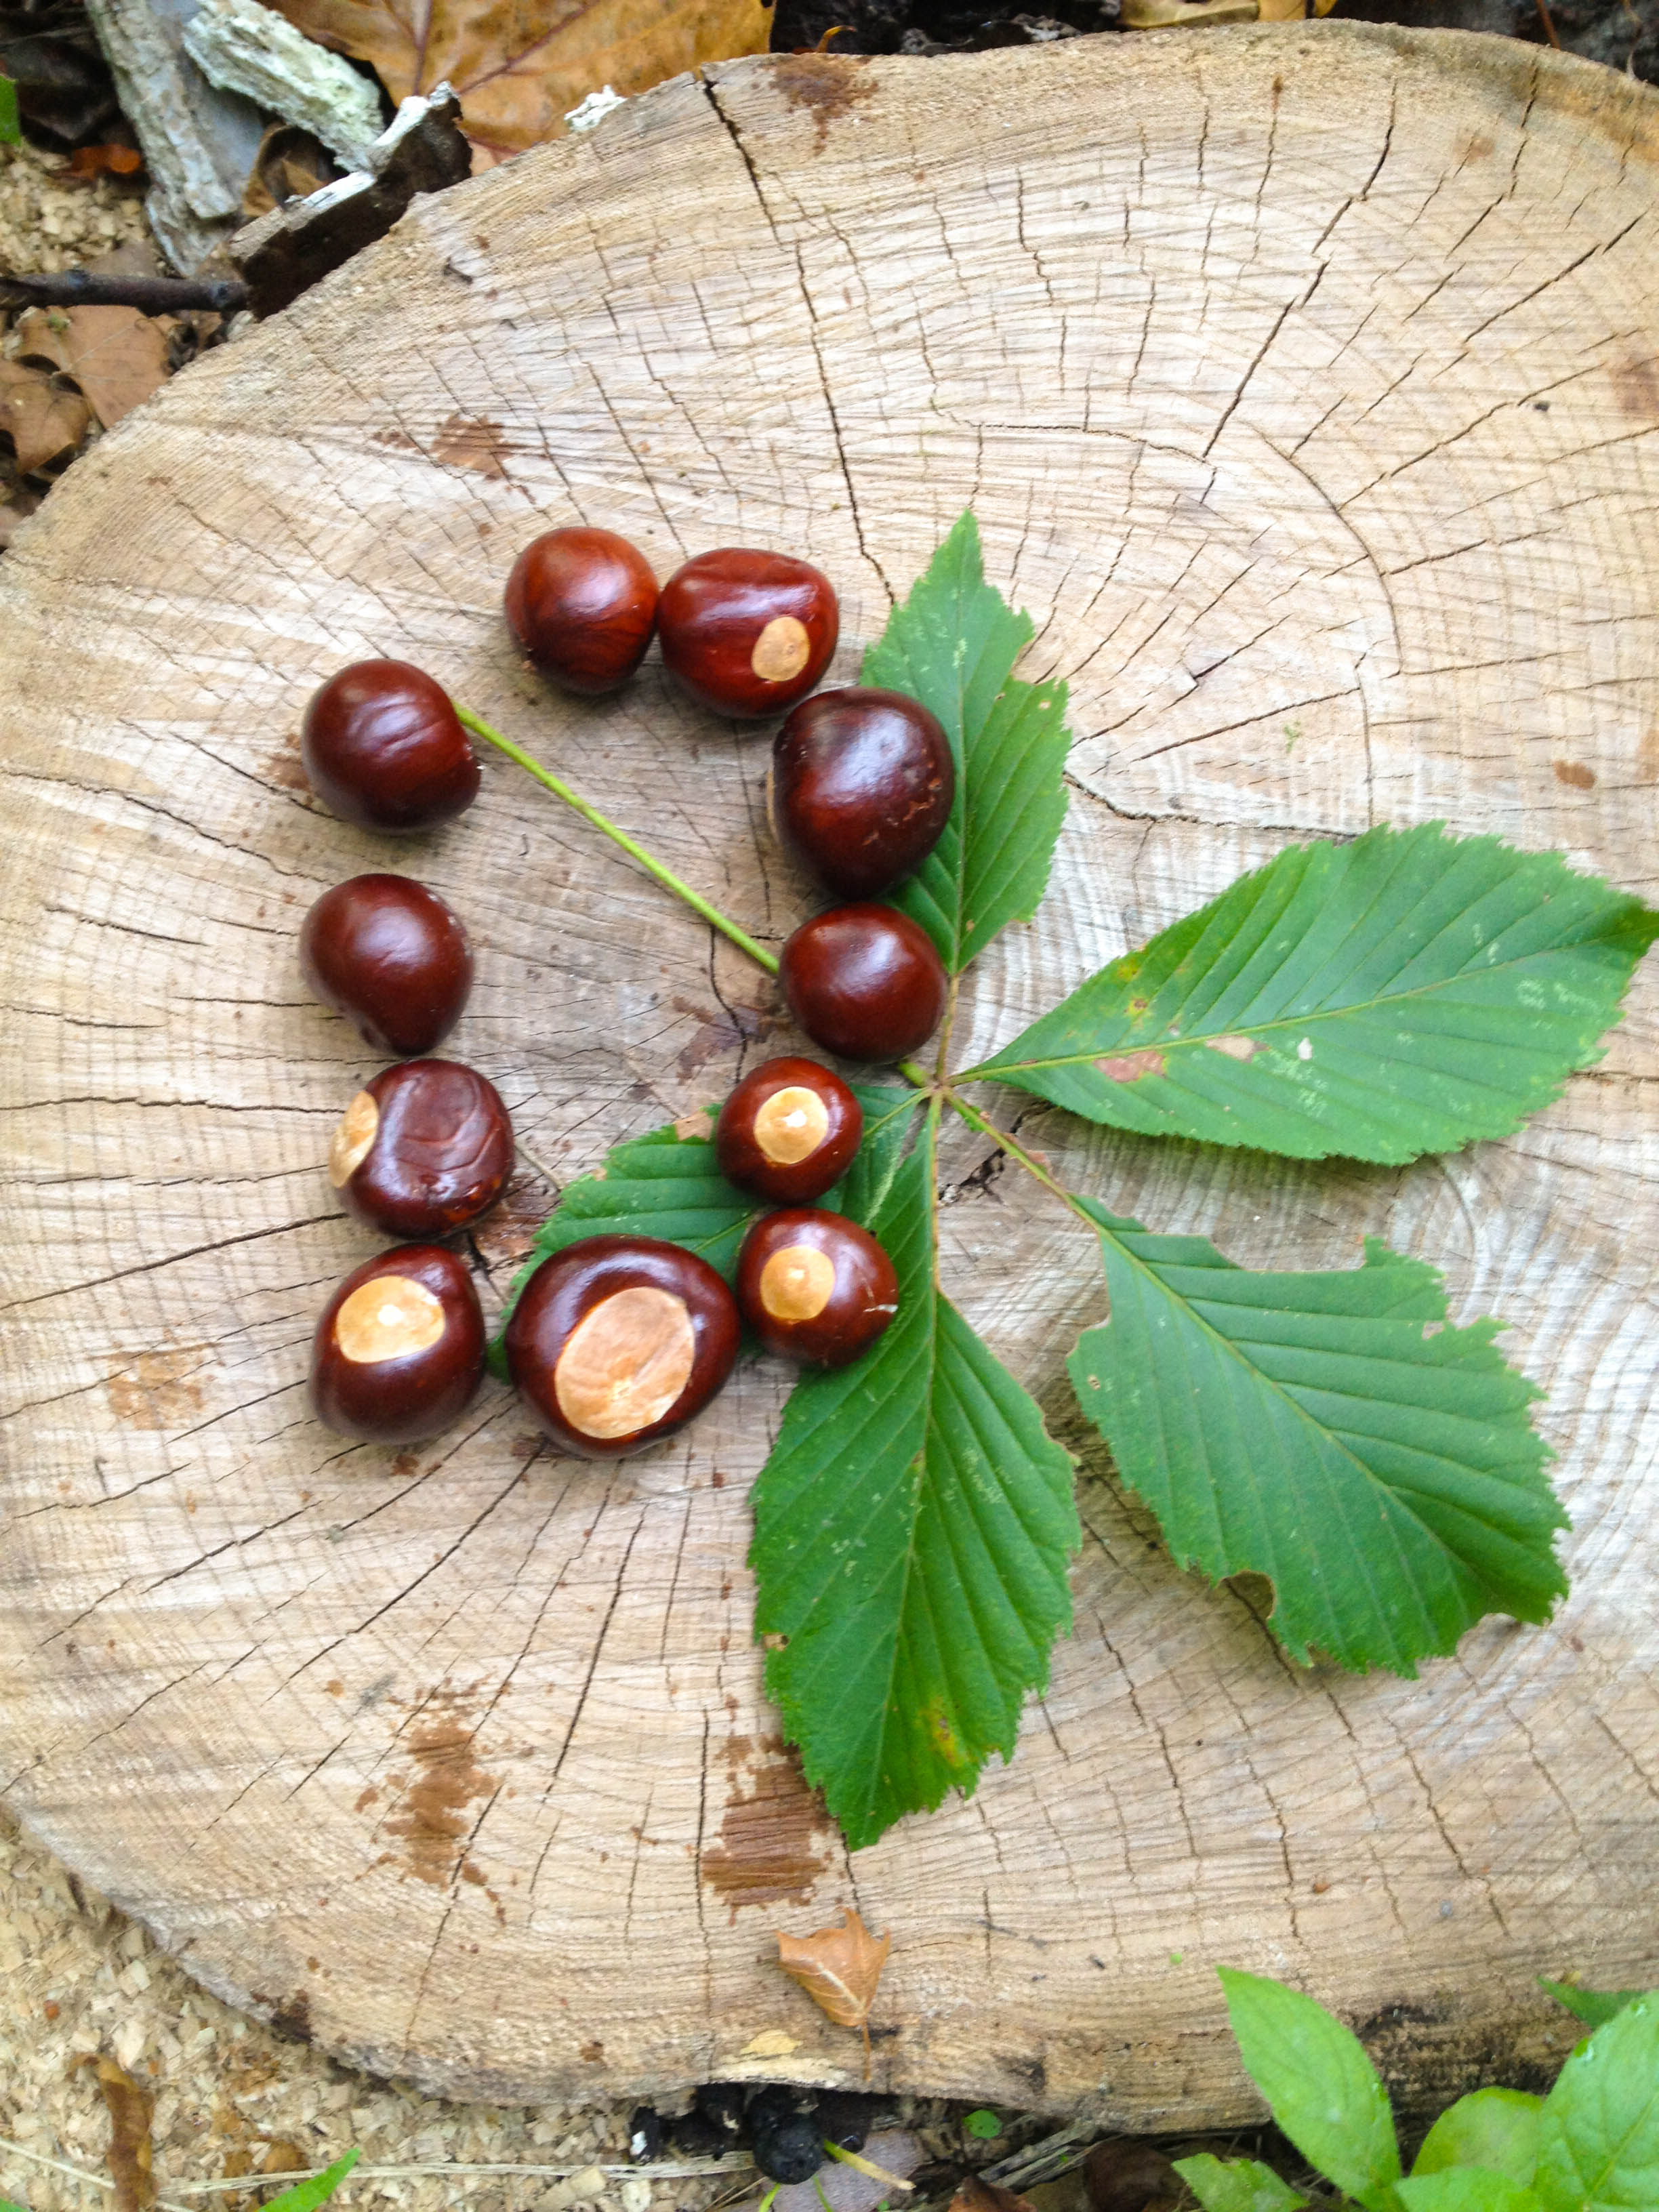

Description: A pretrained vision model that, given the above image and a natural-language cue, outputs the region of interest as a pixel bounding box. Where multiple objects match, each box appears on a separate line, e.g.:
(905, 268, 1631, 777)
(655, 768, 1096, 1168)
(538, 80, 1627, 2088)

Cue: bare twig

(0, 272, 249, 316)
(1534, 0, 1562, 44)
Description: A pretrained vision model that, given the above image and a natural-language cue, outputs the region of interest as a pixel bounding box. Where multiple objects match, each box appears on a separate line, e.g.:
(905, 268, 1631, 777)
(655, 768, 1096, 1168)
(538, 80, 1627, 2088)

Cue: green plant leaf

(1068, 1208, 1565, 1673)
(0, 70, 20, 144)
(1172, 2152, 1309, 2211)
(962, 2111, 1003, 2142)
(750, 1101, 1080, 1848)
(1415, 2090, 1544, 2186)
(260, 2153, 361, 2212)
(3, 2196, 30, 2212)
(1540, 1982, 1643, 2032)
(1534, 1992, 1659, 2211)
(861, 510, 1069, 975)
(964, 823, 1659, 1163)
(1397, 2173, 1543, 2212)
(1216, 1967, 1401, 2211)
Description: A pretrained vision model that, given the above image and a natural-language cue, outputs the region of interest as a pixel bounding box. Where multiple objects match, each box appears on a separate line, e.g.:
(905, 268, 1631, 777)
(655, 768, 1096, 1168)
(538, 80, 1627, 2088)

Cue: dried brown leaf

(951, 2178, 1036, 2212)
(242, 123, 340, 218)
(66, 142, 145, 177)
(62, 305, 170, 428)
(0, 358, 91, 474)
(775, 1906, 890, 2030)
(77, 2053, 157, 2212)
(264, 0, 774, 166)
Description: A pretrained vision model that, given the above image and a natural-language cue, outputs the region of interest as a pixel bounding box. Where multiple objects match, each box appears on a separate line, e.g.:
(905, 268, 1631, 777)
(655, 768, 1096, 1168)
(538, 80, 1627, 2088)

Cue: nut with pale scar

(506, 1234, 740, 1458)
(329, 1059, 514, 1238)
(311, 1244, 485, 1443)
(738, 1208, 899, 1367)
(657, 547, 838, 718)
(716, 1054, 862, 1204)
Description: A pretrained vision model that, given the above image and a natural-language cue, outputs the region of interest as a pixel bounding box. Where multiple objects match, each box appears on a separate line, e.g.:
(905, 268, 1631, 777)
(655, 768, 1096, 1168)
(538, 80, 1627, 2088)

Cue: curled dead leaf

(65, 142, 145, 178)
(0, 358, 91, 474)
(264, 0, 774, 165)
(951, 2179, 1035, 2212)
(775, 1906, 890, 2047)
(76, 2054, 156, 2212)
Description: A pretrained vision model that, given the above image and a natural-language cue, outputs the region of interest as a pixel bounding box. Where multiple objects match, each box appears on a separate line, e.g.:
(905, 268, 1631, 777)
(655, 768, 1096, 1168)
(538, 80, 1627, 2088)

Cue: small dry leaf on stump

(76, 2054, 157, 2212)
(776, 1906, 890, 2044)
(265, 0, 775, 167)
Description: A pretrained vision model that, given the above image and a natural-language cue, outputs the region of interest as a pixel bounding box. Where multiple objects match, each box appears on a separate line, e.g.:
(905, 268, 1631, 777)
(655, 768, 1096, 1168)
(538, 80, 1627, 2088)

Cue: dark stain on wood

(1552, 758, 1595, 789)
(772, 56, 876, 152)
(432, 413, 510, 478)
(105, 1350, 204, 1430)
(702, 1732, 830, 1912)
(382, 1685, 499, 1889)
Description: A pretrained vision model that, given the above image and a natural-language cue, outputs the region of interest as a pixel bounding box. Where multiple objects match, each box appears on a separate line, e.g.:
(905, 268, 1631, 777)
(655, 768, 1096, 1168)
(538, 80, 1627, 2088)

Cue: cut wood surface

(3, 22, 1658, 2116)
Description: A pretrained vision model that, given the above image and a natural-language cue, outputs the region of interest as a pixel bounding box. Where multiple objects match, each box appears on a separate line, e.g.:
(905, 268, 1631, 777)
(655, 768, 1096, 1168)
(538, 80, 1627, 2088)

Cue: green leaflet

(1172, 2154, 1309, 2212)
(1069, 1207, 1565, 1674)
(1540, 1982, 1644, 2032)
(0, 73, 20, 144)
(260, 2154, 361, 2212)
(750, 1103, 1080, 1848)
(861, 510, 1069, 973)
(1414, 2090, 1545, 2188)
(1534, 1994, 1659, 2212)
(964, 823, 1659, 1164)
(1217, 1968, 1402, 2212)
(1397, 2175, 1543, 2212)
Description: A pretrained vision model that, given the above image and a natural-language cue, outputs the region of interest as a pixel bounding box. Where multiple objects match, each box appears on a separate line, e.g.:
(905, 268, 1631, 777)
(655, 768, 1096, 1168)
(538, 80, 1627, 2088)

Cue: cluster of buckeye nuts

(302, 529, 955, 1460)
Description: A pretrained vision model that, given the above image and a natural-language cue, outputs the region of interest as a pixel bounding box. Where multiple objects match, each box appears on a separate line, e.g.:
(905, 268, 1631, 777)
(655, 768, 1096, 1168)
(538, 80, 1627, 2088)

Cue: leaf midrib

(968, 932, 1621, 1083)
(853, 1102, 946, 1835)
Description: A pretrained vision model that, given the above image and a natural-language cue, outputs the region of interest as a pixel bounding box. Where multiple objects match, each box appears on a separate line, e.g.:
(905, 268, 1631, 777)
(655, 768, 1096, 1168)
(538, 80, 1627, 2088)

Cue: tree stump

(3, 22, 1657, 2115)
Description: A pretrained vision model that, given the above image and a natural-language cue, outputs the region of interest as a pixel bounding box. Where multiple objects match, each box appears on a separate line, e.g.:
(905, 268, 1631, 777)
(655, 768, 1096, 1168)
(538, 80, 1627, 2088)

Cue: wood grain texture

(3, 21, 1658, 2116)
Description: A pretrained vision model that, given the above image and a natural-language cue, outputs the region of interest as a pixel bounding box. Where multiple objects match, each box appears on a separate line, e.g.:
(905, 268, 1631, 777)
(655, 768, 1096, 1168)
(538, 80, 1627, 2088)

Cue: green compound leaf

(750, 1102, 1080, 1848)
(1534, 1993, 1659, 2212)
(1216, 1968, 1401, 2212)
(0, 73, 21, 144)
(861, 510, 1069, 975)
(1540, 1982, 1644, 2032)
(1414, 2089, 1544, 2187)
(1069, 1208, 1566, 1674)
(1172, 2153, 1309, 2212)
(965, 823, 1659, 1163)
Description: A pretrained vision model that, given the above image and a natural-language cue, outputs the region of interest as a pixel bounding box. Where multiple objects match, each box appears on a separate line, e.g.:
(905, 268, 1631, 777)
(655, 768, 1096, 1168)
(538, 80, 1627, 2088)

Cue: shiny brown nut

(300, 874, 473, 1057)
(330, 1059, 514, 1238)
(657, 548, 838, 718)
(773, 687, 955, 898)
(716, 1056, 862, 1205)
(301, 659, 479, 832)
(505, 526, 659, 695)
(505, 1234, 739, 1458)
(737, 1208, 899, 1367)
(779, 902, 947, 1062)
(311, 1243, 485, 1443)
